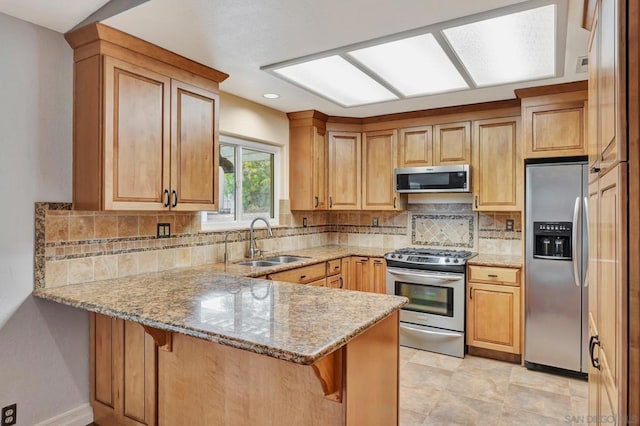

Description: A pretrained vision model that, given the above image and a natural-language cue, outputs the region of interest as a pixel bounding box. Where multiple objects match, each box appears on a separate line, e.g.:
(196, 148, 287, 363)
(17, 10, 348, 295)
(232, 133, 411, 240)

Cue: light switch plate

(506, 219, 514, 231)
(372, 217, 379, 227)
(157, 223, 171, 238)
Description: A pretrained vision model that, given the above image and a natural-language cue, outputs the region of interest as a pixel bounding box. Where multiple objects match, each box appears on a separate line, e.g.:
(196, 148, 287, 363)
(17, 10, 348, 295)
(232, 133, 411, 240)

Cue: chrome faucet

(249, 217, 274, 259)
(223, 230, 244, 265)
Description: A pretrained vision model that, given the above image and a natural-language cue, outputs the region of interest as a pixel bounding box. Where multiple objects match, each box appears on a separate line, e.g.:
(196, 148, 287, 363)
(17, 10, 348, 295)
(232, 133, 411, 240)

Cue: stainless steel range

(384, 247, 476, 358)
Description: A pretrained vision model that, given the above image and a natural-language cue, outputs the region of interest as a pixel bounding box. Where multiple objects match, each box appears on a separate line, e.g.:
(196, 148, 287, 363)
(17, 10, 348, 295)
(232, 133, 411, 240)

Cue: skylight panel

(348, 33, 468, 96)
(442, 4, 557, 87)
(273, 56, 398, 107)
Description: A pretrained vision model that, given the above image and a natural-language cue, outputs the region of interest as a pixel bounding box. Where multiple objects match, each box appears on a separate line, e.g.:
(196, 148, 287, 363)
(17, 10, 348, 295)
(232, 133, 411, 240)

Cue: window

(202, 136, 280, 230)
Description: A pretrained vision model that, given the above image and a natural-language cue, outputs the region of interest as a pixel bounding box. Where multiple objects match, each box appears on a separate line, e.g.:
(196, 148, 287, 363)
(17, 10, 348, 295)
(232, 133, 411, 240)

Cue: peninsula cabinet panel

(521, 94, 587, 159)
(371, 258, 387, 294)
(170, 80, 219, 211)
(433, 121, 471, 165)
(90, 313, 157, 426)
(398, 125, 432, 167)
(328, 131, 361, 210)
(472, 117, 521, 211)
(362, 130, 399, 210)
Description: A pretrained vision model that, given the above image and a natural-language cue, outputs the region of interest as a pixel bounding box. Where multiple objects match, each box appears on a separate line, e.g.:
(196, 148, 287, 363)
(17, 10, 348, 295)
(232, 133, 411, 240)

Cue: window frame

(201, 134, 281, 231)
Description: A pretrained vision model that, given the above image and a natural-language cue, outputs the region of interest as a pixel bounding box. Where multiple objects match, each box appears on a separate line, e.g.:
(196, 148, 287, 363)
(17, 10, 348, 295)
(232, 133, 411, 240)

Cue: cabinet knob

(314, 196, 319, 208)
(393, 197, 397, 209)
(329, 196, 333, 208)
(475, 195, 478, 209)
(589, 335, 601, 370)
(171, 190, 178, 208)
(163, 189, 170, 207)
(339, 277, 344, 288)
(590, 167, 601, 174)
(487, 274, 498, 278)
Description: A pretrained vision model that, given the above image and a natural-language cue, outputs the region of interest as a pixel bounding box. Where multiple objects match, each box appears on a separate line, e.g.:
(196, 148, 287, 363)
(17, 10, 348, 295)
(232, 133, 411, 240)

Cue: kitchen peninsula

(33, 264, 407, 426)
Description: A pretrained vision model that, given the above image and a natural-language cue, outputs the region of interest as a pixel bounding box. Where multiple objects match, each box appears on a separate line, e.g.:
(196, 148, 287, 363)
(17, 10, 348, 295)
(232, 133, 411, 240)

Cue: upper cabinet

(288, 111, 329, 210)
(472, 116, 522, 211)
(328, 131, 362, 210)
(398, 121, 471, 167)
(518, 84, 588, 159)
(362, 130, 401, 210)
(66, 23, 227, 211)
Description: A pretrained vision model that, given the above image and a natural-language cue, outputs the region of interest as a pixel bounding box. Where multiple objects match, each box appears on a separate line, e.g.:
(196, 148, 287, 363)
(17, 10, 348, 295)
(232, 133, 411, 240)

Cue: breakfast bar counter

(34, 265, 406, 425)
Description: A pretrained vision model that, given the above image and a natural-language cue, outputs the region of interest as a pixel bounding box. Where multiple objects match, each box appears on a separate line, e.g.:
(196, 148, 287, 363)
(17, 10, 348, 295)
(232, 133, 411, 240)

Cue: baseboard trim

(34, 403, 93, 426)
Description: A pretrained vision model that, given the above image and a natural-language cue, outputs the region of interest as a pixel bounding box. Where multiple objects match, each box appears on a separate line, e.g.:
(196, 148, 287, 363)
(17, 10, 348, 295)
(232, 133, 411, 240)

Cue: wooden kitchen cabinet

(328, 131, 362, 210)
(362, 130, 401, 210)
(398, 125, 433, 167)
(520, 89, 587, 159)
(288, 111, 329, 210)
(350, 257, 386, 294)
(398, 122, 470, 167)
(90, 312, 157, 426)
(472, 116, 522, 211)
(268, 262, 327, 284)
(467, 265, 521, 355)
(66, 23, 226, 211)
(433, 121, 471, 165)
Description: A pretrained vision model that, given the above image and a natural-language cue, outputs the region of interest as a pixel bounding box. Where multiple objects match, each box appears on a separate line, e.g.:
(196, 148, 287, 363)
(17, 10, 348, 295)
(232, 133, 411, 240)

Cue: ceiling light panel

(273, 56, 398, 107)
(348, 34, 468, 96)
(443, 4, 557, 87)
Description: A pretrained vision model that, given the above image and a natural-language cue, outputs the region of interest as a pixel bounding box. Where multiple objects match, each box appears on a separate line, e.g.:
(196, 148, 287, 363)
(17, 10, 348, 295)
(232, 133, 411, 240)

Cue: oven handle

(401, 323, 462, 338)
(387, 267, 463, 282)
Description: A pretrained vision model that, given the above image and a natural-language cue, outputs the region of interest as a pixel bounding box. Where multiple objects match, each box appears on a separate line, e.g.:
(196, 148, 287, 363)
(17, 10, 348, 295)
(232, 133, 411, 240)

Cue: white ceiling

(0, 0, 590, 117)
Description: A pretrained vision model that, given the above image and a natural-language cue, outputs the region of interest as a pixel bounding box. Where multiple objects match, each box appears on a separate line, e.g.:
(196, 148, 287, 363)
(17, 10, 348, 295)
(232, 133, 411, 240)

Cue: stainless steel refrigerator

(525, 162, 588, 375)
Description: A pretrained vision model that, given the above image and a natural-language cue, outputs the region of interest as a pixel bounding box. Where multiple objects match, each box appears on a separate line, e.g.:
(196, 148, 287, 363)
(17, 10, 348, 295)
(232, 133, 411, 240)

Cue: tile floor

(399, 347, 588, 425)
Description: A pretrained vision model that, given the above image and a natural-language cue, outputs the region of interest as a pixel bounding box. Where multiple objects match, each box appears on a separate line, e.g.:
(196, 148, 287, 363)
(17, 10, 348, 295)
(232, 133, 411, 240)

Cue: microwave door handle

(386, 267, 462, 282)
(572, 196, 580, 287)
(583, 196, 589, 287)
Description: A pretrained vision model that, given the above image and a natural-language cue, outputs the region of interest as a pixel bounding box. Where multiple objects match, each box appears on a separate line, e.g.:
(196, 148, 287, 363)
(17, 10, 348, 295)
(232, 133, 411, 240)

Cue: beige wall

(219, 92, 290, 199)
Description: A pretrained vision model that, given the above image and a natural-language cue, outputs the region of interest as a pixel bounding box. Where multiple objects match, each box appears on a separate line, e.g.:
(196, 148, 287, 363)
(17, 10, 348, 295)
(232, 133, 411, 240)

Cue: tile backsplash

(34, 201, 523, 289)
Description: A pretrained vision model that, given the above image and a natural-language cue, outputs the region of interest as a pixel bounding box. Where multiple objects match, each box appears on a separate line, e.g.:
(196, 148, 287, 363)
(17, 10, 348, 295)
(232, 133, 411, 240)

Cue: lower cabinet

(90, 313, 157, 426)
(350, 257, 387, 294)
(466, 265, 522, 355)
(268, 262, 326, 285)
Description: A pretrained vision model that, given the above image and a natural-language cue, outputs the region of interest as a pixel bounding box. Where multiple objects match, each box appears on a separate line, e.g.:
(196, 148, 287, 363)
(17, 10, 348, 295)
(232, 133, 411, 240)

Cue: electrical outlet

(2, 403, 16, 426)
(372, 217, 379, 227)
(302, 217, 308, 227)
(157, 223, 171, 238)
(506, 219, 514, 231)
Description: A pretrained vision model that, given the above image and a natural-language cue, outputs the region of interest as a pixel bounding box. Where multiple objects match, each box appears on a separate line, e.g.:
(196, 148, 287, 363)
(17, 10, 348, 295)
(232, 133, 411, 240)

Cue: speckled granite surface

(467, 253, 523, 268)
(33, 259, 406, 365)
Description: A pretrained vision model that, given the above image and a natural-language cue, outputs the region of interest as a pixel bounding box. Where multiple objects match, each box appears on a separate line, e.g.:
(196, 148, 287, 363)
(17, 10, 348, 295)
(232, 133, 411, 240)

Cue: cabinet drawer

(327, 259, 342, 276)
(468, 265, 520, 286)
(268, 263, 326, 284)
(327, 274, 343, 289)
(308, 278, 326, 287)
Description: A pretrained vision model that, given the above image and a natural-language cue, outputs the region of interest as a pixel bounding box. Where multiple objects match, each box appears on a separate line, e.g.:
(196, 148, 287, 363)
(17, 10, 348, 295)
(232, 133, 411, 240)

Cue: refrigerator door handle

(583, 197, 589, 287)
(572, 197, 580, 287)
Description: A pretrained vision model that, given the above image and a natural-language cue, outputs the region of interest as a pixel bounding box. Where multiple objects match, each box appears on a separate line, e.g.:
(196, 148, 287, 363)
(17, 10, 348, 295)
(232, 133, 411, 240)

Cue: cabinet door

(170, 80, 219, 211)
(522, 98, 586, 158)
(103, 56, 171, 210)
(433, 121, 471, 165)
(588, 9, 600, 179)
(597, 164, 627, 420)
(362, 130, 398, 210)
(472, 117, 521, 211)
(90, 313, 157, 426)
(328, 132, 361, 210)
(598, 0, 625, 170)
(398, 125, 432, 167)
(467, 282, 521, 354)
(326, 274, 343, 289)
(350, 257, 370, 292)
(313, 128, 328, 210)
(341, 257, 351, 290)
(371, 258, 387, 294)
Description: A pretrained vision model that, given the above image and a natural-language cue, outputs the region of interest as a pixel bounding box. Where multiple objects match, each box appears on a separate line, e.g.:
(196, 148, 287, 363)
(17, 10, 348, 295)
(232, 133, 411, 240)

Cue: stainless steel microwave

(394, 165, 471, 193)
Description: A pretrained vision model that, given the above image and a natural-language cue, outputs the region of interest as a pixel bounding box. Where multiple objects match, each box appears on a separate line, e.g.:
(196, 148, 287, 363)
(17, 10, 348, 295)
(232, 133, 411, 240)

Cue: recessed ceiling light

(272, 55, 398, 107)
(263, 93, 280, 99)
(442, 4, 557, 87)
(348, 33, 468, 97)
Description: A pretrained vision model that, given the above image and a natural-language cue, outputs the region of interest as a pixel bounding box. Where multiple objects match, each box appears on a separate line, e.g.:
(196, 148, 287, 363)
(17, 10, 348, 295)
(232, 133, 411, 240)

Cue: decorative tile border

(411, 214, 475, 248)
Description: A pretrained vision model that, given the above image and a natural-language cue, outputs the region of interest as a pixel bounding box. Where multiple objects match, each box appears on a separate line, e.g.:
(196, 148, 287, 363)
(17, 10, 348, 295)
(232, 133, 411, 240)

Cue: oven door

(386, 267, 465, 332)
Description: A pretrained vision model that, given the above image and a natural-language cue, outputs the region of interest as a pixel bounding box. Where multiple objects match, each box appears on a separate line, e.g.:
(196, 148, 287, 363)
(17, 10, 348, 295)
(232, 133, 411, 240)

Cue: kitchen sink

(236, 260, 280, 267)
(263, 255, 309, 263)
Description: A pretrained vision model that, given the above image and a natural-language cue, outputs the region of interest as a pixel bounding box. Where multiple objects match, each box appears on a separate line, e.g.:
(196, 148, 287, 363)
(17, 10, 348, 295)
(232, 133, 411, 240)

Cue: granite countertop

(33, 259, 407, 365)
(468, 253, 523, 268)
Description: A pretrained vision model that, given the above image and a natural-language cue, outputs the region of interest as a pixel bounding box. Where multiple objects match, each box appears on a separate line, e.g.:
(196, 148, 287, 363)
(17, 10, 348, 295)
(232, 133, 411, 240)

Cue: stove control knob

(391, 254, 396, 258)
(445, 258, 450, 263)
(453, 259, 459, 263)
